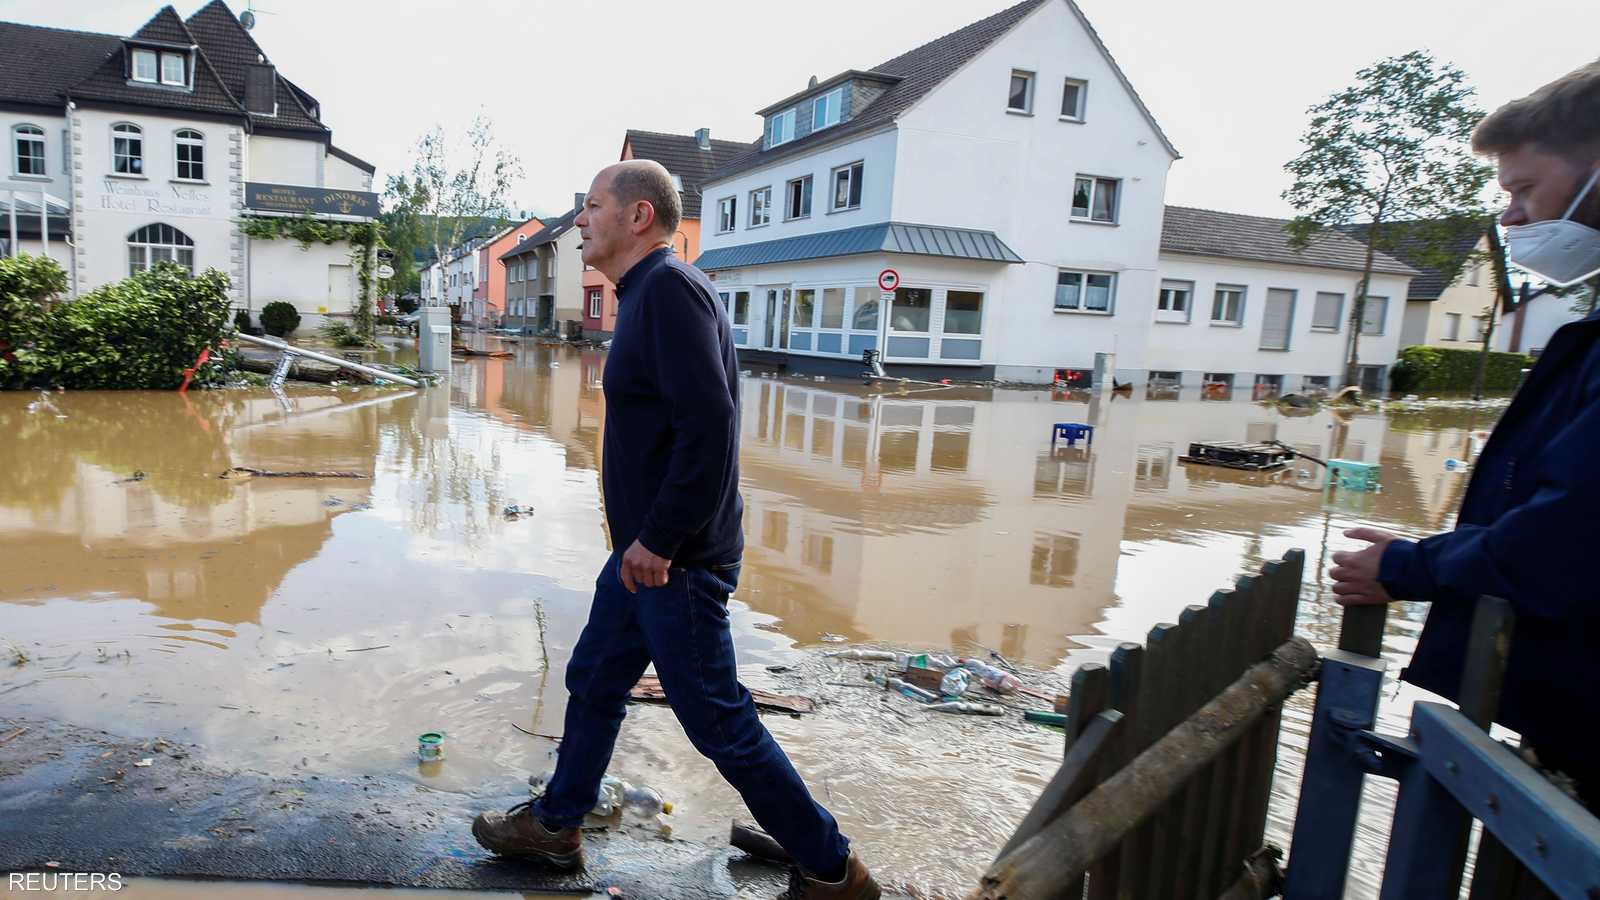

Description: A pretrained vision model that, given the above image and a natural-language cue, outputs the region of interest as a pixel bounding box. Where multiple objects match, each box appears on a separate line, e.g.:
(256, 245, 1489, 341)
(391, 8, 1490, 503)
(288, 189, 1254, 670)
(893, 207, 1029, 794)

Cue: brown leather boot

(471, 800, 583, 870)
(778, 852, 881, 899)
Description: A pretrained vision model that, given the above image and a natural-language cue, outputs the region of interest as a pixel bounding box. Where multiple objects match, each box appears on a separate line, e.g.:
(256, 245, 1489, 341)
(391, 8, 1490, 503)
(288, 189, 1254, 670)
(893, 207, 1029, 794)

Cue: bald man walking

(472, 161, 879, 899)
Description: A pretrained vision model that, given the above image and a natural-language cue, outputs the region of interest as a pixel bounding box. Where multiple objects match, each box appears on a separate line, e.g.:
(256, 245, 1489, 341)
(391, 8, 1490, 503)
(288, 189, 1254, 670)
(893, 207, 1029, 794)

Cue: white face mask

(1505, 166, 1600, 288)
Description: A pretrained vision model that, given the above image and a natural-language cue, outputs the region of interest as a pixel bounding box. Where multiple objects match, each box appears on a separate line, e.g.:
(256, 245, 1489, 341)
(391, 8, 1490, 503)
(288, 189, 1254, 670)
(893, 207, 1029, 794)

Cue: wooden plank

(1239, 553, 1304, 858)
(1219, 574, 1269, 895)
(628, 675, 814, 715)
(1338, 603, 1386, 657)
(1088, 637, 1152, 896)
(1196, 587, 1243, 894)
(1145, 615, 1199, 898)
(1171, 603, 1218, 900)
(1061, 662, 1110, 900)
(1461, 595, 1521, 899)
(1118, 623, 1180, 900)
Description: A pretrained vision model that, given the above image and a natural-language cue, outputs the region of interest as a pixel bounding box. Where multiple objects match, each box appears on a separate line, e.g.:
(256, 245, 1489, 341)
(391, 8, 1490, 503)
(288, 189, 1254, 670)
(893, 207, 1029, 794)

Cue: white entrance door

(327, 264, 353, 313)
(757, 286, 791, 350)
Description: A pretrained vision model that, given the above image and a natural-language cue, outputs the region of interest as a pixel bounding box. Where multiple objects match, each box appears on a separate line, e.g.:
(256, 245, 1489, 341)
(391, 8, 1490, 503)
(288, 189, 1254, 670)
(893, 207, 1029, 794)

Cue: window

(1156, 279, 1191, 322)
(1312, 291, 1343, 331)
(126, 223, 194, 276)
(729, 290, 750, 325)
(831, 161, 863, 211)
(1061, 78, 1087, 120)
(1202, 372, 1235, 400)
(852, 289, 879, 330)
(1071, 176, 1119, 223)
(820, 288, 845, 329)
(1467, 264, 1481, 287)
(112, 123, 143, 175)
(1007, 70, 1034, 113)
(670, 174, 683, 191)
(516, 233, 527, 243)
(174, 129, 204, 181)
(785, 175, 812, 220)
(1211, 285, 1245, 325)
(749, 186, 772, 227)
(890, 288, 932, 332)
(588, 288, 603, 318)
(1443, 312, 1462, 340)
(944, 290, 983, 335)
(812, 87, 843, 131)
(1360, 296, 1388, 335)
(1260, 288, 1295, 351)
(765, 108, 795, 148)
(160, 52, 186, 86)
(717, 196, 737, 233)
(1474, 315, 1489, 340)
(12, 124, 44, 176)
(793, 289, 816, 328)
(132, 49, 158, 83)
(1054, 270, 1115, 313)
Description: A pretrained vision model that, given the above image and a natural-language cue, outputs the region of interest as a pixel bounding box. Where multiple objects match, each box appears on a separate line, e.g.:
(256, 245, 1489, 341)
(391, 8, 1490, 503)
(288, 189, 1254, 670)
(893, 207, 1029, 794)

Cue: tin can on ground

(417, 732, 444, 762)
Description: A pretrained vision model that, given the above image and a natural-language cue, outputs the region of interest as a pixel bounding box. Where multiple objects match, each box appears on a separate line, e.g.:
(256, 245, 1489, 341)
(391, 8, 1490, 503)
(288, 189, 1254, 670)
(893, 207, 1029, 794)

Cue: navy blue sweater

(1381, 308, 1600, 775)
(601, 247, 744, 567)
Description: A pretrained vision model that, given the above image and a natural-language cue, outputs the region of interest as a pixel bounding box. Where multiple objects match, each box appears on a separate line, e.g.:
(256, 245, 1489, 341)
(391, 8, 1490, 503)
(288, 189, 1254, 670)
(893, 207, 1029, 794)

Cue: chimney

(244, 63, 276, 114)
(575, 192, 586, 212)
(808, 75, 819, 88)
(694, 128, 710, 150)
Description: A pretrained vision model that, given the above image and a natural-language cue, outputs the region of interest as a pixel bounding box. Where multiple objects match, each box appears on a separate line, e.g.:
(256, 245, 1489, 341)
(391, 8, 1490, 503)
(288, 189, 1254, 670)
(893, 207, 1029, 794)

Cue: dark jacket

(1381, 308, 1600, 769)
(600, 247, 744, 567)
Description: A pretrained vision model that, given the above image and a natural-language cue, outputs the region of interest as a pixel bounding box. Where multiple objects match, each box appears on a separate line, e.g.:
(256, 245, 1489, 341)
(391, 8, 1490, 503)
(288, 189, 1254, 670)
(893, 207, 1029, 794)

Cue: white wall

(1150, 253, 1409, 385)
(71, 108, 242, 302)
(248, 238, 358, 325)
(323, 152, 372, 191)
(552, 229, 585, 322)
(1496, 292, 1590, 355)
(248, 135, 321, 186)
(696, 129, 899, 252)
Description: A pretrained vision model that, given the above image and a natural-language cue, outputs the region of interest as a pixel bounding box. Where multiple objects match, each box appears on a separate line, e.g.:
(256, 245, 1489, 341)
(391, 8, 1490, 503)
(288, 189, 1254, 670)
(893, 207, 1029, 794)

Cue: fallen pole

(231, 332, 422, 388)
(978, 637, 1320, 899)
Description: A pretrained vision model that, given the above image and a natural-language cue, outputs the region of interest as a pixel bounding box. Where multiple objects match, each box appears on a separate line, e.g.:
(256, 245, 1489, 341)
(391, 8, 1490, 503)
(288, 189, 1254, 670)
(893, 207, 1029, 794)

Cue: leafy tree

(1284, 51, 1495, 388)
(385, 113, 523, 306)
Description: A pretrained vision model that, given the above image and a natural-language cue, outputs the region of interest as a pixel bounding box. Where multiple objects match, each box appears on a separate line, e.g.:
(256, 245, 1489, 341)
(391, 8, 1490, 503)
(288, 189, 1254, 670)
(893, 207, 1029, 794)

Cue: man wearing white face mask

(1329, 59, 1600, 808)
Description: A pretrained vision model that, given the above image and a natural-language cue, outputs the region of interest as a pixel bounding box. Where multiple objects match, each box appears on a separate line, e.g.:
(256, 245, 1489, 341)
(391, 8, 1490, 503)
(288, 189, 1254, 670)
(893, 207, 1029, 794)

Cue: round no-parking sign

(877, 268, 900, 292)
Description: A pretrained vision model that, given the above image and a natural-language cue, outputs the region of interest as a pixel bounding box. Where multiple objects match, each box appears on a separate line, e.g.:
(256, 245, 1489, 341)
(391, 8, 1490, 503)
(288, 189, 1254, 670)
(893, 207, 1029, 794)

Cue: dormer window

(132, 49, 158, 83)
(812, 87, 843, 132)
(765, 109, 795, 149)
(161, 52, 186, 86)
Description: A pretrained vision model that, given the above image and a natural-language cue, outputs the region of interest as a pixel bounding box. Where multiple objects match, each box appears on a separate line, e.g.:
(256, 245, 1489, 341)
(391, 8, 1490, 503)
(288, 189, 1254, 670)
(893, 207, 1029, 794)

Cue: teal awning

(695, 221, 1023, 271)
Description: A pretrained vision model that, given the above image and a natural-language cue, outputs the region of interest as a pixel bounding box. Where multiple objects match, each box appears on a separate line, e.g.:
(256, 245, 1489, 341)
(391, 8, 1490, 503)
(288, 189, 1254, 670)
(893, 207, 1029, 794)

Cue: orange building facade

(480, 217, 544, 325)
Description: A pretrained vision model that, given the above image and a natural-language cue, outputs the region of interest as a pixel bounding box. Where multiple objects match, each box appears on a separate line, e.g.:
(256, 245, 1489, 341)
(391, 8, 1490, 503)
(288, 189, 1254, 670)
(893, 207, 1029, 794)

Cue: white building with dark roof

(695, 0, 1180, 383)
(1, 2, 377, 330)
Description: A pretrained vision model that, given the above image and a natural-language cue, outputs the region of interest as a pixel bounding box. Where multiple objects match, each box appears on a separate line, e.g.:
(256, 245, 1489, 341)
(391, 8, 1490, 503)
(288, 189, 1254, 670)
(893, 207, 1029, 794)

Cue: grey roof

(0, 22, 121, 110)
(1340, 219, 1487, 300)
(1160, 206, 1418, 277)
(623, 129, 754, 219)
(706, 0, 1178, 185)
(501, 206, 581, 260)
(0, 2, 329, 135)
(694, 221, 1023, 271)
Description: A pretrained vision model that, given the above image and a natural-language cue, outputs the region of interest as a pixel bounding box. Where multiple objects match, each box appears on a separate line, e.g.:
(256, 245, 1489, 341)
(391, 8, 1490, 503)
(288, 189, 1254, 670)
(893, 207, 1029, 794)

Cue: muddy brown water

(0, 337, 1506, 898)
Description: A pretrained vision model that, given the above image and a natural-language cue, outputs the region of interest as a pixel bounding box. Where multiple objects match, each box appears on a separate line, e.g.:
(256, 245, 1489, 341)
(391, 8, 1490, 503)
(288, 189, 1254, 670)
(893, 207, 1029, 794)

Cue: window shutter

(1260, 289, 1294, 350)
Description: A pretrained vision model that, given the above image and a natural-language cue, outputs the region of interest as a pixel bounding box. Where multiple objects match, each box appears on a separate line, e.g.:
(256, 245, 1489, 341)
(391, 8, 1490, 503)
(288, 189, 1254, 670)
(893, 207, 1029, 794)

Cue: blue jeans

(532, 555, 849, 876)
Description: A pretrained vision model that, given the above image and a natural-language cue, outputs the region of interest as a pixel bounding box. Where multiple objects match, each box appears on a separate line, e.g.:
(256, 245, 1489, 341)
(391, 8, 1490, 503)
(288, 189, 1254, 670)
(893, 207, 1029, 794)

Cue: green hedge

(1390, 344, 1533, 393)
(0, 254, 232, 390)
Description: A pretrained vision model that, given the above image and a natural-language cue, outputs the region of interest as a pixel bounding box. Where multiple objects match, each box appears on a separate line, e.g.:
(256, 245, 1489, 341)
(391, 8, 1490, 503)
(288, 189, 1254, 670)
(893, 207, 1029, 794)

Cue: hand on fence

(1330, 527, 1400, 606)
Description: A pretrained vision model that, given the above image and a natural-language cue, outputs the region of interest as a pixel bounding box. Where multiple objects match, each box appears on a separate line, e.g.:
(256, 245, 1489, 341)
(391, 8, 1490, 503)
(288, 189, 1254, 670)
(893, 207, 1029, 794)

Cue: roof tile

(1160, 206, 1418, 277)
(624, 129, 753, 219)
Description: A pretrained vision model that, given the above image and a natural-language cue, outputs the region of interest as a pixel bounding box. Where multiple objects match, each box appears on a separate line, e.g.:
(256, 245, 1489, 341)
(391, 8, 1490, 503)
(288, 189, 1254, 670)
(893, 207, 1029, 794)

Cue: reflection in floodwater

(0, 343, 1502, 897)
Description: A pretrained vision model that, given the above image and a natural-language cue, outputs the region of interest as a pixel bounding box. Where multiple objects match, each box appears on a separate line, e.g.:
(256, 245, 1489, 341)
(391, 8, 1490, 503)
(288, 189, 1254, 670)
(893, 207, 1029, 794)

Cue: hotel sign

(245, 183, 379, 217)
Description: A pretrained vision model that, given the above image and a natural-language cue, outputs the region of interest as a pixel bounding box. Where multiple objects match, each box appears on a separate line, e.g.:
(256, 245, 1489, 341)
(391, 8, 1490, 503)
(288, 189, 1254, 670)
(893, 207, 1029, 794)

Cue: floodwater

(0, 337, 1505, 898)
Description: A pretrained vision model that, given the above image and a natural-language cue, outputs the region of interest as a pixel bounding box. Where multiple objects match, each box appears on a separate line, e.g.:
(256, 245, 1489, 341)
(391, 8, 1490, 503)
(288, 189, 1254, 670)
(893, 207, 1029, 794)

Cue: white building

(0, 2, 377, 330)
(1154, 207, 1416, 395)
(1495, 285, 1593, 357)
(418, 260, 442, 306)
(695, 0, 1179, 384)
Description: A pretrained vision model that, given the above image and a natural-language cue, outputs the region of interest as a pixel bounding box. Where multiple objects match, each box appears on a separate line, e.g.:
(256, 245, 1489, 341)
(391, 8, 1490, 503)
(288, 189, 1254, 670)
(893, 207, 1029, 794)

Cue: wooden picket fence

(979, 549, 1312, 899)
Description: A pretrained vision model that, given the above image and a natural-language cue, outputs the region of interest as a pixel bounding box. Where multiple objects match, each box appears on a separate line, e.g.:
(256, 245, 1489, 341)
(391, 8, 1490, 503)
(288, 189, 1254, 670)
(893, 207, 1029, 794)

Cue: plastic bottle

(926, 700, 1006, 716)
(621, 784, 673, 817)
(960, 658, 1022, 695)
(939, 667, 971, 698)
(924, 653, 959, 671)
(527, 772, 671, 817)
(866, 672, 937, 702)
(824, 649, 899, 662)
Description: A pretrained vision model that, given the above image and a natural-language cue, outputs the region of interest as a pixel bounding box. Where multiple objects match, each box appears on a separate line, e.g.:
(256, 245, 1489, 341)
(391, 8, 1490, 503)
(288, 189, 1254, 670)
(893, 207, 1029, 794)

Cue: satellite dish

(239, 9, 256, 29)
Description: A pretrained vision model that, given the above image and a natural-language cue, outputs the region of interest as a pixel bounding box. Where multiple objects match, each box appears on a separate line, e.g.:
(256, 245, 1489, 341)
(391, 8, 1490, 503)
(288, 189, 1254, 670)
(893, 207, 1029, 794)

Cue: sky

(7, 0, 1598, 220)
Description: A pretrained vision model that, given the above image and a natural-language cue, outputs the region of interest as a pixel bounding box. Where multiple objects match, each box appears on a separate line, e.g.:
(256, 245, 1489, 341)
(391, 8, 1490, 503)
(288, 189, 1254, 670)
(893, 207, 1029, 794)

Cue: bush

(233, 308, 251, 332)
(0, 257, 232, 390)
(375, 314, 399, 326)
(1391, 344, 1533, 393)
(260, 301, 301, 337)
(319, 319, 373, 348)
